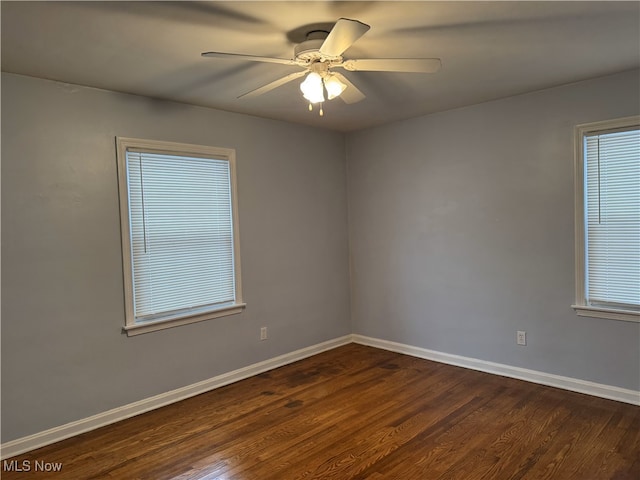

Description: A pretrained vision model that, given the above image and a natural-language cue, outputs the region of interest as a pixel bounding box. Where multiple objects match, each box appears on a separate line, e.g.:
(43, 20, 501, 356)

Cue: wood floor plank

(271, 366, 480, 479)
(3, 344, 638, 479)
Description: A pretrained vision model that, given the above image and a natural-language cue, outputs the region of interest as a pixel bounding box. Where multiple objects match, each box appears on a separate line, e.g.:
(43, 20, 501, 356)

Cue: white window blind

(125, 150, 236, 322)
(584, 128, 640, 311)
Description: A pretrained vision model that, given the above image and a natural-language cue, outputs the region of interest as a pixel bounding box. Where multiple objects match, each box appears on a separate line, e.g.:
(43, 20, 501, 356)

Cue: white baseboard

(0, 335, 352, 460)
(352, 334, 640, 406)
(4, 333, 638, 459)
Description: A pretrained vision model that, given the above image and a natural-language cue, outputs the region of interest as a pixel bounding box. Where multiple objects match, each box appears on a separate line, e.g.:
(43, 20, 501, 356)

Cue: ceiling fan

(202, 18, 441, 116)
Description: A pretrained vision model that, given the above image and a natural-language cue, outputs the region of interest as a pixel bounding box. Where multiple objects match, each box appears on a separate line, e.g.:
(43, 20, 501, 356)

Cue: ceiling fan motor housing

(294, 39, 324, 60)
(294, 31, 342, 64)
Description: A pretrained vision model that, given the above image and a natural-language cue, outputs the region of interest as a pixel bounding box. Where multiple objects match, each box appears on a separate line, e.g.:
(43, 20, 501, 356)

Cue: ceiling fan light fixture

(324, 74, 347, 100)
(300, 72, 325, 103)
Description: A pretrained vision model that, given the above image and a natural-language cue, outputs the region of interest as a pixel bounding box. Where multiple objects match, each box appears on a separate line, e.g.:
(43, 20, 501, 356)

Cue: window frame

(116, 137, 245, 336)
(572, 116, 640, 323)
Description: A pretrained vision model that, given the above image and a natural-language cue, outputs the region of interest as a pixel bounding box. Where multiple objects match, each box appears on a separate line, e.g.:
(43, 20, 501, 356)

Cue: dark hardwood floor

(3, 343, 639, 479)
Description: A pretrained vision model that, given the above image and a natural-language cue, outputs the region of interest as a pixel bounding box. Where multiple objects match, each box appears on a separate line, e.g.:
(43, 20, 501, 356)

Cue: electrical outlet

(517, 330, 526, 346)
(260, 327, 268, 341)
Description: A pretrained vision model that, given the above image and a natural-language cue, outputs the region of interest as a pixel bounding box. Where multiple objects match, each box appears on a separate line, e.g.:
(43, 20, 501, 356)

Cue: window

(573, 116, 640, 322)
(116, 138, 244, 335)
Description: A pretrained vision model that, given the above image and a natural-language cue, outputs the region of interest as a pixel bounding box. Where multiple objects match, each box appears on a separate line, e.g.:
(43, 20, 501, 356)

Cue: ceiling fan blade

(238, 71, 307, 99)
(319, 18, 370, 57)
(202, 51, 296, 66)
(332, 72, 366, 104)
(343, 58, 441, 73)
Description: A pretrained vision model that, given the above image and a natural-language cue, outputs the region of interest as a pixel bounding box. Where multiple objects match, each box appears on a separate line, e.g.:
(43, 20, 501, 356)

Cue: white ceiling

(2, 1, 639, 132)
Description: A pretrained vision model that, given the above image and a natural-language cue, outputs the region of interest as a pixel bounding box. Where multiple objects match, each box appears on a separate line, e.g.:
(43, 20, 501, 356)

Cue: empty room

(1, 1, 639, 479)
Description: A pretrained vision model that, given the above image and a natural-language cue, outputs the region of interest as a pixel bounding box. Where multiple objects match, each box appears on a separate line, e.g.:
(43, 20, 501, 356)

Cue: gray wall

(347, 69, 640, 391)
(1, 73, 351, 442)
(3, 69, 640, 444)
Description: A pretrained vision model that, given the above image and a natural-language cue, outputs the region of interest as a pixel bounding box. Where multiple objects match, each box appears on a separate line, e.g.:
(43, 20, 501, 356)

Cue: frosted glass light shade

(300, 72, 325, 104)
(324, 75, 347, 100)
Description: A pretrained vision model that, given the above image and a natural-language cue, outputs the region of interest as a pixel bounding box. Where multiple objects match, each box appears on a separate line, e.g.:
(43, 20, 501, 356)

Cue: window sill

(123, 303, 247, 336)
(572, 305, 640, 323)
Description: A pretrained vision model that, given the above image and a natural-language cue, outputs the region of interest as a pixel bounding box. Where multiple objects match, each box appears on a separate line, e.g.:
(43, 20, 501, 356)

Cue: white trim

(352, 335, 640, 406)
(4, 334, 638, 459)
(0, 335, 352, 460)
(573, 121, 587, 307)
(123, 303, 247, 336)
(572, 305, 640, 323)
